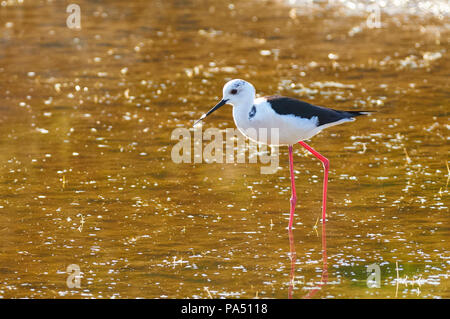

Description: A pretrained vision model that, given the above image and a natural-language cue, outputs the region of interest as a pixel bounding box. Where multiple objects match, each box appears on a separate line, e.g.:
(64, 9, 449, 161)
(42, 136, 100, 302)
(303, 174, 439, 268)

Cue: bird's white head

(222, 79, 256, 107)
(193, 79, 255, 126)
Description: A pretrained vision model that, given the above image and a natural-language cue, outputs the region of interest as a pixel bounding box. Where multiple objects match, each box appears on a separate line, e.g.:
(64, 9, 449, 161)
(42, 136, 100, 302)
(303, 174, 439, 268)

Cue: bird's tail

(343, 110, 375, 117)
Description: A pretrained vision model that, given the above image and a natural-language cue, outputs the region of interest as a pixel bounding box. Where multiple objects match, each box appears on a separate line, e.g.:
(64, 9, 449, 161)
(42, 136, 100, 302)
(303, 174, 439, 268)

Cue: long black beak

(193, 99, 228, 127)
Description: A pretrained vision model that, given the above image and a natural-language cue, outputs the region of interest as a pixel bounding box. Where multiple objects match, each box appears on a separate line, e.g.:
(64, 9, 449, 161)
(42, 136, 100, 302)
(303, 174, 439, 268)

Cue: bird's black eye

(230, 89, 237, 95)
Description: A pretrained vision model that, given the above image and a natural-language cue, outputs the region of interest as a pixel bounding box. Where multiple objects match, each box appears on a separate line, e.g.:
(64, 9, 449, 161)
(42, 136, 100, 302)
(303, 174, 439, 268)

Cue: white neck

(232, 97, 255, 131)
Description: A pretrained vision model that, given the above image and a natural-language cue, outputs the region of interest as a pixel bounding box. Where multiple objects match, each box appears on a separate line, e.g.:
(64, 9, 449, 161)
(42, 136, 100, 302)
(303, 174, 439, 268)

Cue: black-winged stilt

(194, 79, 371, 229)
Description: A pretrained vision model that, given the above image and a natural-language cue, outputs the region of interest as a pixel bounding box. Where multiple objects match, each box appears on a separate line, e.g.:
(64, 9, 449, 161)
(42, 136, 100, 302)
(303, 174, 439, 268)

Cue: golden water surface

(0, 0, 448, 298)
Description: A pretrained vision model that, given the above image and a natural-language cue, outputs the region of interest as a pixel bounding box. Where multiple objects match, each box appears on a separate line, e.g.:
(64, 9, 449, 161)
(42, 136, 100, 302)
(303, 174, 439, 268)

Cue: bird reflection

(288, 218, 328, 299)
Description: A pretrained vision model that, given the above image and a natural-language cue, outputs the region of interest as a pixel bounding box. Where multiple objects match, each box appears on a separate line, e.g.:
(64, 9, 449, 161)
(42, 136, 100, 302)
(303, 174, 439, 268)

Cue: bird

(194, 79, 371, 229)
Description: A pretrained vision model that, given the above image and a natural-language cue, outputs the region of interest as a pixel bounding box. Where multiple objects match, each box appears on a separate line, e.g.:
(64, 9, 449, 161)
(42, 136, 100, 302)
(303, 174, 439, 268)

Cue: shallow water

(0, 0, 448, 298)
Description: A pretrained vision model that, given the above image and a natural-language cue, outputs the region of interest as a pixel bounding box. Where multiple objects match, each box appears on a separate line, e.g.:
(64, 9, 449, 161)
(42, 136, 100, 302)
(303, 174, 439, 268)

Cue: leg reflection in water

(288, 229, 297, 299)
(288, 219, 328, 299)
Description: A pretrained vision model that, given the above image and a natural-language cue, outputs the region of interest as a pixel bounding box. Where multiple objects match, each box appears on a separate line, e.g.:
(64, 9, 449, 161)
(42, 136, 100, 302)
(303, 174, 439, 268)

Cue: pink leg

(288, 145, 297, 229)
(298, 141, 329, 222)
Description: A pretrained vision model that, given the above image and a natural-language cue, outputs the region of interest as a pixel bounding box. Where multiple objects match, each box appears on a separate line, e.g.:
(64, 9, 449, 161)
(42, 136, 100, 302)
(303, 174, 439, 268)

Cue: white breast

(232, 97, 324, 145)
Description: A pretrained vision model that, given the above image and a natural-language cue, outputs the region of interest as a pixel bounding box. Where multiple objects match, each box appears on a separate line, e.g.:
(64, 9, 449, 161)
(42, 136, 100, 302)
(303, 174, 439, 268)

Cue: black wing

(266, 96, 365, 126)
